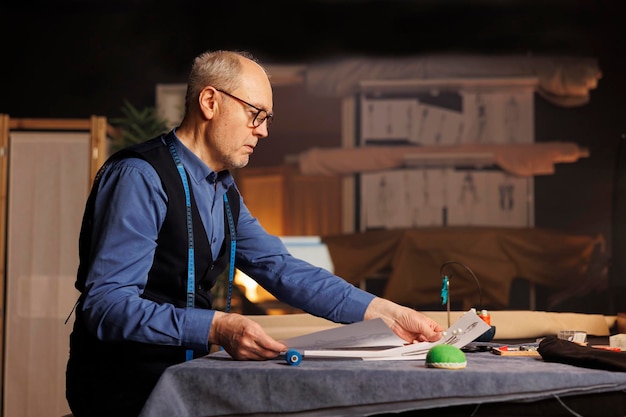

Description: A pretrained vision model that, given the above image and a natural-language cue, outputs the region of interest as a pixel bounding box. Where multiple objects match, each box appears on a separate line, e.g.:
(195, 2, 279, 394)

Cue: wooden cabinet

(235, 164, 342, 236)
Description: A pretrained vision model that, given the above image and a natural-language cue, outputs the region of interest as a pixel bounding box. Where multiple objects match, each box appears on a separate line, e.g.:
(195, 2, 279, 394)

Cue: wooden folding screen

(0, 115, 107, 417)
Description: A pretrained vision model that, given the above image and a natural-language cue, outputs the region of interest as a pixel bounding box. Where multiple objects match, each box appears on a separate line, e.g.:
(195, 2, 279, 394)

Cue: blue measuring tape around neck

(166, 136, 236, 361)
(223, 195, 236, 313)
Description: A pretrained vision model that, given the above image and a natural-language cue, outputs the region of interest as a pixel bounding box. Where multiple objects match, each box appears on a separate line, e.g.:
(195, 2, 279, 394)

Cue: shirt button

(210, 265, 215, 270)
(212, 237, 217, 243)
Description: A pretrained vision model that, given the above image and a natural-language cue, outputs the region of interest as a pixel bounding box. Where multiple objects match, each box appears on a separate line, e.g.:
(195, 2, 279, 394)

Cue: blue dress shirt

(80, 130, 374, 353)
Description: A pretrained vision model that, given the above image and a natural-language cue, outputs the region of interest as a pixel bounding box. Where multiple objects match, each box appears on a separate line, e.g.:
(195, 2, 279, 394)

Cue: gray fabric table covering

(139, 351, 626, 417)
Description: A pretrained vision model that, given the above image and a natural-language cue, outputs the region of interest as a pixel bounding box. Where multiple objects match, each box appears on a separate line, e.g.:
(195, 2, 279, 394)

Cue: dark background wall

(2, 0, 625, 313)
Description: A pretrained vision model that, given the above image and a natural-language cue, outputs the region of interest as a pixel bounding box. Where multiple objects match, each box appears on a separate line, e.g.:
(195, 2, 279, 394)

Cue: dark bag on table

(538, 335, 626, 372)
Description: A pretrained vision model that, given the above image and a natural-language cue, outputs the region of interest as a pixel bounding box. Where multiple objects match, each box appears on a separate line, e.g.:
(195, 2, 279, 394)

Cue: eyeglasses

(215, 88, 273, 128)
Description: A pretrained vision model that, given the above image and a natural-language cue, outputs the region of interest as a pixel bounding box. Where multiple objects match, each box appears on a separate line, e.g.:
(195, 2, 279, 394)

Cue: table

(139, 347, 626, 417)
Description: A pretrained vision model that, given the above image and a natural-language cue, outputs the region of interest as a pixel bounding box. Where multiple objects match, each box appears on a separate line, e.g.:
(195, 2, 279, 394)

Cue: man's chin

(233, 158, 250, 169)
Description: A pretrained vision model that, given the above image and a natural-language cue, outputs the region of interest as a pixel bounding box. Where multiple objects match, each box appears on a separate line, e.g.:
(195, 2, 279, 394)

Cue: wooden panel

(4, 132, 90, 417)
(285, 173, 342, 235)
(240, 172, 286, 235)
(6, 115, 108, 184)
(0, 114, 8, 396)
(8, 118, 92, 130)
(90, 115, 108, 181)
(237, 165, 342, 236)
(0, 115, 109, 417)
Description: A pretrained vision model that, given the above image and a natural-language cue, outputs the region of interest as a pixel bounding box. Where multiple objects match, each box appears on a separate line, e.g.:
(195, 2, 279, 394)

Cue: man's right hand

(209, 311, 288, 360)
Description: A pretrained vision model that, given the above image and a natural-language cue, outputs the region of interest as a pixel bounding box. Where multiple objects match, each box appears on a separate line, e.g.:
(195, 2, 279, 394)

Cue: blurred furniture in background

(321, 226, 607, 311)
(235, 164, 343, 236)
(0, 115, 108, 417)
(235, 161, 607, 313)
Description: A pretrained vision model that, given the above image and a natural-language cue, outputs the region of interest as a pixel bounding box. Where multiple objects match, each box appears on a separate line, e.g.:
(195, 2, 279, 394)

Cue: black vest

(67, 135, 239, 414)
(76, 135, 240, 308)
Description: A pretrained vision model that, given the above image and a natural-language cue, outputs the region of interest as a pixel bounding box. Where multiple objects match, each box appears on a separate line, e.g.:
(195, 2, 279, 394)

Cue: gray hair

(183, 50, 266, 114)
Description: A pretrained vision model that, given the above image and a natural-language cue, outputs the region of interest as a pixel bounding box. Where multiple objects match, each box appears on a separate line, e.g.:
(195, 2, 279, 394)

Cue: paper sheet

(283, 310, 490, 361)
(282, 318, 407, 350)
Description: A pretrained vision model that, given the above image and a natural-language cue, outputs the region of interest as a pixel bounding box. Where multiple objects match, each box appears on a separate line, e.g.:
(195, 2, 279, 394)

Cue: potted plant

(109, 99, 169, 154)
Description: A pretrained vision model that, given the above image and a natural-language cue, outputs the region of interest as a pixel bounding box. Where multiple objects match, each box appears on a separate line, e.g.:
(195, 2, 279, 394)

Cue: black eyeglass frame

(215, 88, 273, 128)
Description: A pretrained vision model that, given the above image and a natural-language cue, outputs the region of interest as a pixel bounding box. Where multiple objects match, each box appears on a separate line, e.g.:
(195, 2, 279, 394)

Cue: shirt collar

(169, 128, 234, 188)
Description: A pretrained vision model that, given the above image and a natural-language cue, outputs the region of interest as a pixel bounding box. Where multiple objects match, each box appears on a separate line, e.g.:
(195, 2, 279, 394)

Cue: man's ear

(198, 87, 217, 120)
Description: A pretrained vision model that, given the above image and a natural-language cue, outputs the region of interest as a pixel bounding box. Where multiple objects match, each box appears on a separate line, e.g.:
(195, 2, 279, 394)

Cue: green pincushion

(425, 344, 467, 370)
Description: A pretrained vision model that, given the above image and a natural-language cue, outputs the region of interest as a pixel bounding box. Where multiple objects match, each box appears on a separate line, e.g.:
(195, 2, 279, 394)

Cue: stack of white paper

(282, 309, 490, 361)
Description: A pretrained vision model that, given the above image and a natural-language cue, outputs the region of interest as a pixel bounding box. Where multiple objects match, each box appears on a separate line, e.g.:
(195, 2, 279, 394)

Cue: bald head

(183, 50, 270, 116)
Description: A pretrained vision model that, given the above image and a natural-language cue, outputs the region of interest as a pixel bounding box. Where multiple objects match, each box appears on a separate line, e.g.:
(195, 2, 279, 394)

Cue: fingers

(365, 298, 443, 336)
(417, 322, 445, 342)
(210, 312, 287, 360)
(414, 314, 445, 342)
(381, 304, 445, 343)
(229, 333, 287, 361)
